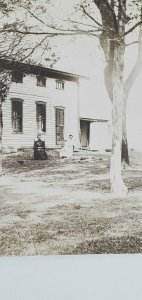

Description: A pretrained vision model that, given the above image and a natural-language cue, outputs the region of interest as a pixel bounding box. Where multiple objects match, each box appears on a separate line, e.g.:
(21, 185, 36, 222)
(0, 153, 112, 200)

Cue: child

(60, 134, 74, 158)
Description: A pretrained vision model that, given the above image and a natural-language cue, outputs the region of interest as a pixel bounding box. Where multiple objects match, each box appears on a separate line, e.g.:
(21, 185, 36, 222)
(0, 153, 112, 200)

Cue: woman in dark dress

(33, 134, 48, 160)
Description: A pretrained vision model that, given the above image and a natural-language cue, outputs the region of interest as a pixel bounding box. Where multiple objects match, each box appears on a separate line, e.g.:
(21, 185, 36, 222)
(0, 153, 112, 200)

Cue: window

(37, 76, 46, 87)
(55, 108, 64, 145)
(12, 99, 23, 133)
(56, 81, 64, 90)
(36, 103, 46, 132)
(12, 72, 23, 83)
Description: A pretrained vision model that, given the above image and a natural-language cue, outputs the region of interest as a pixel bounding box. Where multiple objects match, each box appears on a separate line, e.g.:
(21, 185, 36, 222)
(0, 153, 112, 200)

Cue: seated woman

(60, 134, 74, 158)
(33, 133, 48, 160)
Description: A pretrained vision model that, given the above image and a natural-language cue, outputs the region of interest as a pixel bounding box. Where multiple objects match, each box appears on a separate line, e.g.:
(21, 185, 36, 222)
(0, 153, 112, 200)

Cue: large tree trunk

(91, 1, 142, 167)
(103, 43, 130, 165)
(121, 94, 129, 164)
(0, 99, 3, 176)
(121, 24, 142, 164)
(110, 41, 128, 195)
(121, 109, 129, 164)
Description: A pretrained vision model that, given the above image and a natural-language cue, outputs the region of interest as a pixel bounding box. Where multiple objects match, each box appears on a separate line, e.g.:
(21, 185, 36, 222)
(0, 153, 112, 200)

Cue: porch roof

(80, 117, 109, 122)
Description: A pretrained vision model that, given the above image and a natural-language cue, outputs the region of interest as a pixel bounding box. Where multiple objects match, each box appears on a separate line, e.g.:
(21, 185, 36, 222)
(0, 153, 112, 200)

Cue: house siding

(2, 74, 80, 149)
(89, 121, 111, 151)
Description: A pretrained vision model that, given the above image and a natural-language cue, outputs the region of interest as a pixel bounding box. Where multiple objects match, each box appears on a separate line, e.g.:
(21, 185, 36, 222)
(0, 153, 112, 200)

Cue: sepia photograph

(0, 0, 142, 256)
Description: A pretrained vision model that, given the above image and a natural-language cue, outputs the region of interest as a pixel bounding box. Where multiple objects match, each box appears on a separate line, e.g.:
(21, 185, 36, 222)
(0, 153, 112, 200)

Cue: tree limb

(124, 24, 142, 95)
(93, 0, 118, 33)
(0, 28, 99, 36)
(124, 21, 142, 36)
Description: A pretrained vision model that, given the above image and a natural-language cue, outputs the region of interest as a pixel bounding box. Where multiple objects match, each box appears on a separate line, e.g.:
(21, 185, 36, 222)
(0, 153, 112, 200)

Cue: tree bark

(110, 0, 128, 195)
(110, 42, 127, 194)
(121, 94, 129, 164)
(103, 50, 130, 165)
(110, 8, 128, 194)
(121, 137, 129, 164)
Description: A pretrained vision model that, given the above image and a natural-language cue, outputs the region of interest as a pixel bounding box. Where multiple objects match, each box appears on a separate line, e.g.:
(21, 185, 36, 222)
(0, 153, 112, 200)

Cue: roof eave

(0, 59, 89, 82)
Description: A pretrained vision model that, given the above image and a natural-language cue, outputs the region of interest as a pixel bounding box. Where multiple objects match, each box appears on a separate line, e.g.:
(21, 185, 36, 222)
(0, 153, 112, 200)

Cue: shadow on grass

(71, 235, 142, 254)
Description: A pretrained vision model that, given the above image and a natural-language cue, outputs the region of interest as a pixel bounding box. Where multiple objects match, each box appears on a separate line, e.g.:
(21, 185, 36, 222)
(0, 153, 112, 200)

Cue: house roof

(0, 59, 88, 83)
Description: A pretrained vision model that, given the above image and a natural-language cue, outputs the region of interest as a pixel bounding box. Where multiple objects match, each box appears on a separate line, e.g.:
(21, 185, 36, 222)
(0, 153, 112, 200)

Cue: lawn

(0, 149, 142, 255)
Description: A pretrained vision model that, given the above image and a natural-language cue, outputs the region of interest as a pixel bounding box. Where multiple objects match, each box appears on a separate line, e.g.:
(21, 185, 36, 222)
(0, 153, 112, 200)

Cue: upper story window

(12, 71, 23, 83)
(37, 76, 46, 87)
(11, 99, 23, 133)
(56, 80, 64, 90)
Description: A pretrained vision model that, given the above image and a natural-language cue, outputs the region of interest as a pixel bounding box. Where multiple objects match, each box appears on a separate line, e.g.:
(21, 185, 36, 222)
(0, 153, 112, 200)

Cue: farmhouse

(1, 60, 111, 151)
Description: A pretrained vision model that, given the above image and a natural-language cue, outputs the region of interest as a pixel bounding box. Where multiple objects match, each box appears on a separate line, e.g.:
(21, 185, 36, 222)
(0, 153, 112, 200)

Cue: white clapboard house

(1, 59, 111, 151)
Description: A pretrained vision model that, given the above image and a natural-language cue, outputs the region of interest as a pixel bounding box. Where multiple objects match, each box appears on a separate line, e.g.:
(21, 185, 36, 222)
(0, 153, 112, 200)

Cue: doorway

(80, 120, 90, 148)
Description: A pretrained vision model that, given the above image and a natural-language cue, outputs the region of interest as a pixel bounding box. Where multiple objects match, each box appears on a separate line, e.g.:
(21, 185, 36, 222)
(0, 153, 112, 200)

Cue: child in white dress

(60, 134, 74, 158)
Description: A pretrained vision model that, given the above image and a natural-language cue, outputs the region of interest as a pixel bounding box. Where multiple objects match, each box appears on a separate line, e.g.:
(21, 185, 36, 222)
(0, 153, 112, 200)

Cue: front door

(80, 120, 90, 148)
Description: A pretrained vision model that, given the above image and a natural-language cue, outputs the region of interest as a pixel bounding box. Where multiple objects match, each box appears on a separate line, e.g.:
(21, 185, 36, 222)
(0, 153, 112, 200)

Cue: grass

(0, 149, 142, 255)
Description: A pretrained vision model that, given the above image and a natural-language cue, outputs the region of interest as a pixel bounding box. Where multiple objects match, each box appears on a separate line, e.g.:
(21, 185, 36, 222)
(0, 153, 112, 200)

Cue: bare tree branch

(0, 28, 100, 36)
(19, 35, 49, 62)
(80, 4, 103, 28)
(124, 24, 142, 95)
(93, 0, 118, 33)
(63, 19, 98, 29)
(126, 41, 139, 47)
(124, 21, 142, 36)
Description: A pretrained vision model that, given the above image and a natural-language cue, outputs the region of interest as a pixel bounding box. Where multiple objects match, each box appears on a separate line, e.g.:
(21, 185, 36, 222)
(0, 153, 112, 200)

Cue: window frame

(55, 107, 65, 145)
(11, 71, 23, 84)
(11, 98, 23, 134)
(36, 101, 46, 133)
(56, 80, 65, 90)
(36, 76, 46, 87)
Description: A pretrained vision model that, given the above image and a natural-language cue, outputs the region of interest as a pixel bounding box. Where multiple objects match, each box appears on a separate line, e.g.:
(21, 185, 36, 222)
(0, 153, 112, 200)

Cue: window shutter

(56, 108, 64, 145)
(36, 103, 46, 132)
(12, 100, 23, 132)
